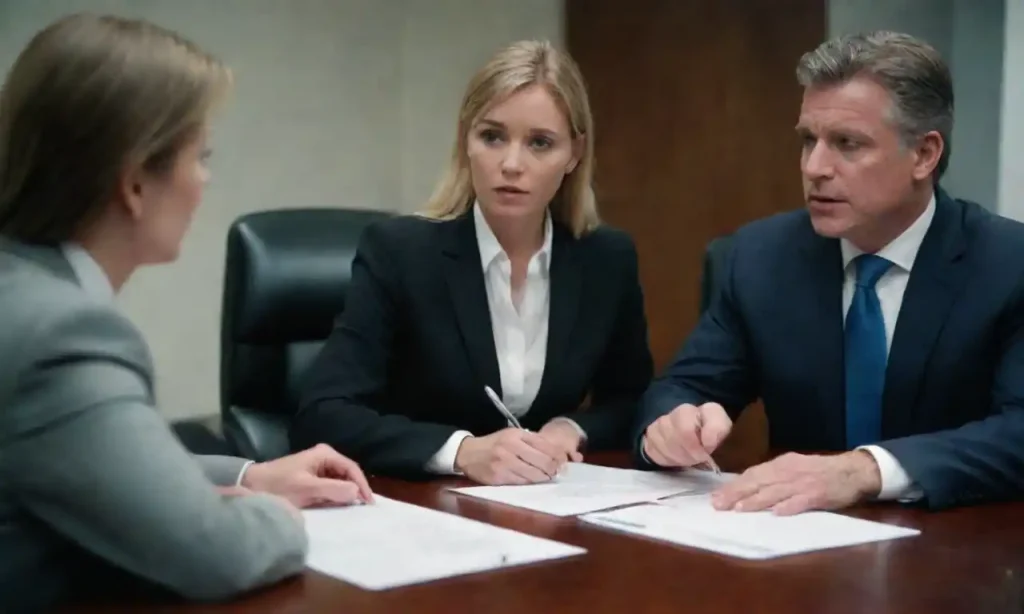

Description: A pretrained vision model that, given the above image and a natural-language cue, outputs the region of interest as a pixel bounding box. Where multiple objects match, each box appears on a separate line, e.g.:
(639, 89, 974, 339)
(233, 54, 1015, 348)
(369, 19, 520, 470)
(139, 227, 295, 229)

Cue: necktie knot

(854, 254, 892, 289)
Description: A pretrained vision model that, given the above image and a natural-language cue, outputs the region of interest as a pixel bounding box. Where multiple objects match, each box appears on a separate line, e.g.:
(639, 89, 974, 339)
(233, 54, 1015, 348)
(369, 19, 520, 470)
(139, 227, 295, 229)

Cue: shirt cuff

(858, 445, 923, 502)
(236, 460, 256, 487)
(546, 417, 588, 443)
(425, 431, 473, 475)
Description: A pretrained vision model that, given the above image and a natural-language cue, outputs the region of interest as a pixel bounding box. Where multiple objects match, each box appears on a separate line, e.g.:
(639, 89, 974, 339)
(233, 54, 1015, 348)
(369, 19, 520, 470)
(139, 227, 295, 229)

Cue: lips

(496, 186, 528, 194)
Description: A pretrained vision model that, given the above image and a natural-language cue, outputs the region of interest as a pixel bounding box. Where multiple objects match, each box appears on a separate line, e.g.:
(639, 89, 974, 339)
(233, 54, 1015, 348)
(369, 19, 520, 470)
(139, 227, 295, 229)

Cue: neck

(848, 184, 933, 254)
(486, 212, 546, 262)
(74, 225, 137, 293)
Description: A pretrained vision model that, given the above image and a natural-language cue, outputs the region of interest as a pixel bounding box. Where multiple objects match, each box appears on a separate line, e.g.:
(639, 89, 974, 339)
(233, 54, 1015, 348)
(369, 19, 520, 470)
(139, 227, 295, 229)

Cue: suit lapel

(532, 225, 581, 414)
(882, 191, 968, 438)
(796, 230, 847, 449)
(441, 213, 503, 396)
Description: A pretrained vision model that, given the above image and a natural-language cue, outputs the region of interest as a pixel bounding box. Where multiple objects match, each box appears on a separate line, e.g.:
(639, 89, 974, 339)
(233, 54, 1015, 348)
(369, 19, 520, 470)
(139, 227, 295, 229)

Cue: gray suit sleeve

(1, 303, 308, 601)
(198, 455, 251, 487)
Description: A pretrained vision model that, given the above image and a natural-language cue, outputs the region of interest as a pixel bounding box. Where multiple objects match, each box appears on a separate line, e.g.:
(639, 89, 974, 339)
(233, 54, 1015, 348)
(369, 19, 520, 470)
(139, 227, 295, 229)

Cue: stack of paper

(450, 462, 722, 516)
(302, 496, 585, 590)
(580, 494, 920, 559)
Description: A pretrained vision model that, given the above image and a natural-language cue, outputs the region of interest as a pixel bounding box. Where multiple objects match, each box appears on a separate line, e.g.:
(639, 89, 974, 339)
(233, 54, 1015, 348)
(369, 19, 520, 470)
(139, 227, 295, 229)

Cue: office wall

(999, 0, 1024, 219)
(0, 0, 562, 421)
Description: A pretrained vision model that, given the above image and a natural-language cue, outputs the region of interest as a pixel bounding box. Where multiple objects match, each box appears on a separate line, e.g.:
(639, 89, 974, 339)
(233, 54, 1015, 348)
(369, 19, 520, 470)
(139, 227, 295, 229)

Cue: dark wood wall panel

(567, 0, 826, 466)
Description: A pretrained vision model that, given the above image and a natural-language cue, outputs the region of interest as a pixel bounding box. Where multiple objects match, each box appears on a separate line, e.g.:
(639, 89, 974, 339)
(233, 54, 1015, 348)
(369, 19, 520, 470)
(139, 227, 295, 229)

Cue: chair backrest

(699, 234, 734, 313)
(220, 208, 393, 430)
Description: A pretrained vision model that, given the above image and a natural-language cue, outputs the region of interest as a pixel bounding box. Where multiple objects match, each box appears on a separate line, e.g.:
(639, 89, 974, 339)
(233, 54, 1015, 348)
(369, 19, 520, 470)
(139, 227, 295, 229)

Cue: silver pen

(694, 410, 723, 475)
(484, 386, 523, 430)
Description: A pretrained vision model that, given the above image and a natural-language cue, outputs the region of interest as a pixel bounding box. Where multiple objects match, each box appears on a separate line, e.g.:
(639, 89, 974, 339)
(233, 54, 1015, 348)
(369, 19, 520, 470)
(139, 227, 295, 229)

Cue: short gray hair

(796, 31, 954, 180)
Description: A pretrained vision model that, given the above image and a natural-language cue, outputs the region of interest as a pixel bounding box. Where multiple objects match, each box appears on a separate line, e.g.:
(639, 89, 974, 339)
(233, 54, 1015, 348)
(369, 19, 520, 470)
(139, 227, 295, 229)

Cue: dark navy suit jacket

(638, 189, 1024, 509)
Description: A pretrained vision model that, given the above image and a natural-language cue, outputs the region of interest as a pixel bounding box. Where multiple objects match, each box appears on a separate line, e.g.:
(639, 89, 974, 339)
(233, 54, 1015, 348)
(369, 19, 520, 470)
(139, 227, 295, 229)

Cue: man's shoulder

(958, 198, 1024, 257)
(726, 208, 815, 264)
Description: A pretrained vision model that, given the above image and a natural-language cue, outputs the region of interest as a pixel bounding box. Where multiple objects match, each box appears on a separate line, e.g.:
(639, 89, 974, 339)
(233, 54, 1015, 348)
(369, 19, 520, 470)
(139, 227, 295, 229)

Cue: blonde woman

(0, 14, 371, 610)
(293, 41, 653, 485)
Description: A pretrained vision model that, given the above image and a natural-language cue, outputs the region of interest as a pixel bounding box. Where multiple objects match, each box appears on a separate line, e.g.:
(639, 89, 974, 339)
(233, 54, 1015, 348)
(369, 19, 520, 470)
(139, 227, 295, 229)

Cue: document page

(580, 494, 920, 559)
(450, 463, 723, 517)
(303, 496, 586, 590)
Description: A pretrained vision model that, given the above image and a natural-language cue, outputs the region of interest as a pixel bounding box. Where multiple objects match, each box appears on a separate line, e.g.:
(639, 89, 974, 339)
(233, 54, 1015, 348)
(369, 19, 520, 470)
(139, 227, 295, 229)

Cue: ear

(911, 131, 943, 181)
(116, 163, 148, 221)
(566, 135, 585, 175)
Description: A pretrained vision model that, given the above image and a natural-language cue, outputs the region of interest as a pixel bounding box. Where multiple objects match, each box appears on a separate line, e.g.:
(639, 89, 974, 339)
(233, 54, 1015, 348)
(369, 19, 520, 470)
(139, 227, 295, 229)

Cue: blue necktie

(845, 254, 892, 448)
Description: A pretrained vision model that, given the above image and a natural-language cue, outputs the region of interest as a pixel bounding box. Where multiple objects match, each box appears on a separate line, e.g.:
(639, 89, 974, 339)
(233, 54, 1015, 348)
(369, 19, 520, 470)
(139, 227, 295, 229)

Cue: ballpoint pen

(484, 386, 524, 429)
(694, 410, 723, 476)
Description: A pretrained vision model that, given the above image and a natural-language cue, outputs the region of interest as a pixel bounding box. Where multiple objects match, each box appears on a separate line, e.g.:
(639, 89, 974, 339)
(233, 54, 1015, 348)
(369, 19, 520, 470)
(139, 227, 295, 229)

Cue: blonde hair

(0, 13, 232, 244)
(421, 40, 599, 237)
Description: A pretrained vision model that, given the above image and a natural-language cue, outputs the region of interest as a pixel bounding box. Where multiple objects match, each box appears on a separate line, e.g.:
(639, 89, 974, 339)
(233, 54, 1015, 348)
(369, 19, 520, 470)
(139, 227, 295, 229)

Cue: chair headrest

(222, 208, 393, 344)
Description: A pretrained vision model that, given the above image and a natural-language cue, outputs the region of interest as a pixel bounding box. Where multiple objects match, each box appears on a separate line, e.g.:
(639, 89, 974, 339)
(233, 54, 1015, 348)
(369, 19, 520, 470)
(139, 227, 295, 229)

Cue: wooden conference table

(65, 452, 1024, 614)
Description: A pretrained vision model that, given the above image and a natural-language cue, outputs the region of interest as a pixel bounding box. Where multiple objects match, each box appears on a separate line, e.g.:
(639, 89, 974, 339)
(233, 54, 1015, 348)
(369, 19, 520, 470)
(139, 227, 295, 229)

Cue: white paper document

(450, 462, 721, 517)
(580, 494, 920, 559)
(302, 495, 585, 590)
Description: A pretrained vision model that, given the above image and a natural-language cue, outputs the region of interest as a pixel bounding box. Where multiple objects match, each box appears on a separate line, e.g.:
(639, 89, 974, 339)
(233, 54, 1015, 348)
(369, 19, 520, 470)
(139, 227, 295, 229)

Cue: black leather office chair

(220, 207, 393, 461)
(699, 234, 734, 313)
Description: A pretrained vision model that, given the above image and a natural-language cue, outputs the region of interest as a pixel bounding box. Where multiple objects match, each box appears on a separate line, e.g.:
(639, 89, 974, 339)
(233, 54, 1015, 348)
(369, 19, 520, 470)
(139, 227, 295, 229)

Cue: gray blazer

(0, 240, 307, 611)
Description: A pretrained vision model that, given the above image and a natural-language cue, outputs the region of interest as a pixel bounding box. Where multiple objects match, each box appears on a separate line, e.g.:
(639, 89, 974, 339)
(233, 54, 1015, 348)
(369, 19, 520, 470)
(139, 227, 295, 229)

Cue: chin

(808, 214, 850, 239)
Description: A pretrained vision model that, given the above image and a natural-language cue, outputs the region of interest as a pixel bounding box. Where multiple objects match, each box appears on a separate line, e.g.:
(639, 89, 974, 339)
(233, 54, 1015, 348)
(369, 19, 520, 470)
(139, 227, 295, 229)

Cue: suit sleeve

(1, 304, 308, 602)
(880, 279, 1024, 510)
(291, 223, 460, 477)
(559, 235, 653, 449)
(633, 239, 758, 466)
(198, 455, 251, 487)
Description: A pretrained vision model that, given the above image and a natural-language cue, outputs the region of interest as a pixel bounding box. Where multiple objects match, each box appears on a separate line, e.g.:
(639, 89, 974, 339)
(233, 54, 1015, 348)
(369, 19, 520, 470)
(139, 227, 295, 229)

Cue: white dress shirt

(425, 205, 584, 474)
(842, 194, 935, 501)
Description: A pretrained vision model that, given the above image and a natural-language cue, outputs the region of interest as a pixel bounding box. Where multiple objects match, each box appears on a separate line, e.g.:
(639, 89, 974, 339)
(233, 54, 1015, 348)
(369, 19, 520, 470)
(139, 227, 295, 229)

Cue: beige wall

(0, 0, 562, 420)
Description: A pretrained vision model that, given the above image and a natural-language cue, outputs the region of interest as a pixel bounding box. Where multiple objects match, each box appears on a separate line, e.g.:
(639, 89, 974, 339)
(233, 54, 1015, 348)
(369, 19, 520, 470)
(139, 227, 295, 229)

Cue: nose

(802, 139, 835, 181)
(500, 143, 525, 175)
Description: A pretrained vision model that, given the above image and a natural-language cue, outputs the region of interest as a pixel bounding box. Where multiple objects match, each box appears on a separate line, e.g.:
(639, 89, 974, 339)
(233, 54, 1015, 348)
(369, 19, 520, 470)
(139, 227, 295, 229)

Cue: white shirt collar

(61, 243, 115, 302)
(472, 202, 553, 273)
(840, 193, 937, 273)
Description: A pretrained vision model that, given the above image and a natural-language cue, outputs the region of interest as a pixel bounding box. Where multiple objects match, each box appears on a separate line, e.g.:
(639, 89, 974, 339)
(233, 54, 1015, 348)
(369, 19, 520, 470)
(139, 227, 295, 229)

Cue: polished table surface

(64, 452, 1024, 614)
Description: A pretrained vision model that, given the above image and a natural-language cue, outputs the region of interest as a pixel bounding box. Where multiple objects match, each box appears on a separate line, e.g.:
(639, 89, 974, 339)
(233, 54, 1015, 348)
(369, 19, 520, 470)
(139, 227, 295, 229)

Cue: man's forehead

(797, 79, 895, 131)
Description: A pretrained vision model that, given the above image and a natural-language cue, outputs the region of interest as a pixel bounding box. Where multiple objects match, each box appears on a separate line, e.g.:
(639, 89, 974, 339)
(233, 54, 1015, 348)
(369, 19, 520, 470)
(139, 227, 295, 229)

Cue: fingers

(697, 403, 732, 452)
(670, 405, 710, 463)
(729, 483, 793, 512)
(711, 471, 763, 510)
(521, 432, 571, 466)
(506, 438, 559, 481)
(772, 493, 817, 516)
(313, 444, 374, 502)
(297, 477, 362, 508)
(644, 423, 688, 467)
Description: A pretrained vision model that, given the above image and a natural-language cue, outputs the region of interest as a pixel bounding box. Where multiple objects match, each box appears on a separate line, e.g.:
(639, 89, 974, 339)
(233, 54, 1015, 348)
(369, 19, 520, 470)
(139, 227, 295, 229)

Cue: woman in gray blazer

(0, 13, 371, 611)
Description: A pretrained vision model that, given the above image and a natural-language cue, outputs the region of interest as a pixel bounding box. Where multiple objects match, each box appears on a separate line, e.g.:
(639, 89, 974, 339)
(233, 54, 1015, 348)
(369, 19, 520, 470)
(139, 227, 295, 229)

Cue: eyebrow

(477, 118, 560, 138)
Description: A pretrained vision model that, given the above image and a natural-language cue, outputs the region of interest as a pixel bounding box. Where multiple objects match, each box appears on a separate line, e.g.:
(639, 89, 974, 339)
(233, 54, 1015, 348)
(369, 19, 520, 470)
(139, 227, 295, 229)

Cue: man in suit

(636, 30, 1024, 512)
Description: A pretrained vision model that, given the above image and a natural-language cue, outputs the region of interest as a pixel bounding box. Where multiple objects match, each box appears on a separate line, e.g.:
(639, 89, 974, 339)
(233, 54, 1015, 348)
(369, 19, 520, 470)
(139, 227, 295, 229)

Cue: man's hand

(241, 444, 373, 508)
(538, 420, 585, 463)
(643, 402, 732, 467)
(455, 428, 569, 485)
(711, 451, 883, 515)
